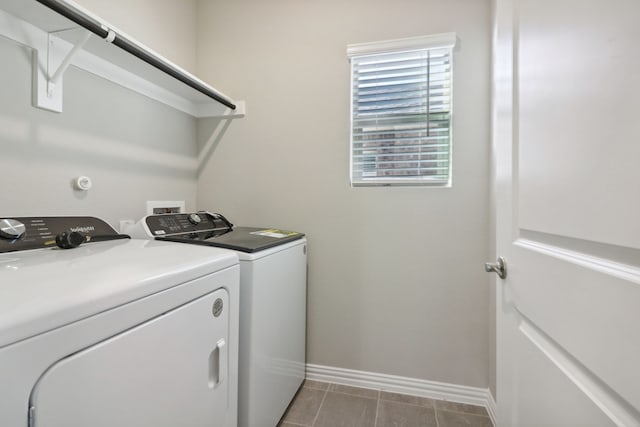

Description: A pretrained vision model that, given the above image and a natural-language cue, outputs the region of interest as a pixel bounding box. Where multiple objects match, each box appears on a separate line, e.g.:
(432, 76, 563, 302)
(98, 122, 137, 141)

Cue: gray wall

(196, 0, 492, 388)
(0, 1, 199, 227)
(75, 0, 197, 73)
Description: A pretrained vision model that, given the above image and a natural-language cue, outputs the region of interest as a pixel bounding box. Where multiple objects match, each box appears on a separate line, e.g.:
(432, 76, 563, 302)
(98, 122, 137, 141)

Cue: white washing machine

(126, 212, 307, 427)
(0, 216, 240, 427)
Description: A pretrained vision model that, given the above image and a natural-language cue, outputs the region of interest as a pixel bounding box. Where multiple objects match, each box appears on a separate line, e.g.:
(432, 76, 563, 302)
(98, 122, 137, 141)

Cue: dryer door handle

(208, 339, 226, 389)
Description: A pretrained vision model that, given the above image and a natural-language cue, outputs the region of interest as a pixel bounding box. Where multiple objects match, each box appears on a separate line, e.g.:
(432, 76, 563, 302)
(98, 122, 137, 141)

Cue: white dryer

(0, 216, 240, 427)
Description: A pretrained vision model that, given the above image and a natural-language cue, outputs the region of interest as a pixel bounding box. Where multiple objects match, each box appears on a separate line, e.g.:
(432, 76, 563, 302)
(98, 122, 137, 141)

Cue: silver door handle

(485, 256, 507, 279)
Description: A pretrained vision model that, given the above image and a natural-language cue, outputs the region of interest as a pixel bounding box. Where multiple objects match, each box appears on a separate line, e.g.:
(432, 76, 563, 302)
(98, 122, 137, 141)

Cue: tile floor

(278, 380, 492, 427)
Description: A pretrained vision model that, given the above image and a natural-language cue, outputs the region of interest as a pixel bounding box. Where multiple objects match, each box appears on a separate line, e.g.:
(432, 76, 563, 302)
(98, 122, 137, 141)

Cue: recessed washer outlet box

(146, 201, 185, 215)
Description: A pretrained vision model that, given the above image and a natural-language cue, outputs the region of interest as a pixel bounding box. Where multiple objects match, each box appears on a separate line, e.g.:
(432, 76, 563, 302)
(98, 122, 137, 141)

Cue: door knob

(485, 256, 507, 279)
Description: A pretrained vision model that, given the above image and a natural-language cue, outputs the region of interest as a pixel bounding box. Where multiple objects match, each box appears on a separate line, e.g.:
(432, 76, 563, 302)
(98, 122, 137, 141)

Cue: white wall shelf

(0, 0, 245, 118)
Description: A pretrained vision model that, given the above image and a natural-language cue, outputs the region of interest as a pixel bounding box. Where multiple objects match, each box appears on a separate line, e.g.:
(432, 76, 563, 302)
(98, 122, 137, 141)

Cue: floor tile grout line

(380, 393, 489, 418)
(303, 384, 329, 392)
(378, 394, 487, 416)
(378, 397, 437, 410)
(435, 401, 490, 417)
(373, 389, 381, 427)
(438, 408, 492, 419)
(328, 384, 380, 400)
(328, 390, 379, 400)
(376, 394, 490, 417)
(309, 387, 329, 427)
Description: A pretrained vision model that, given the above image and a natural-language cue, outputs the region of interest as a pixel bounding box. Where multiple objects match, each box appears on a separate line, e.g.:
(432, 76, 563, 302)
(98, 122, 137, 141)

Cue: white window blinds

(348, 34, 456, 186)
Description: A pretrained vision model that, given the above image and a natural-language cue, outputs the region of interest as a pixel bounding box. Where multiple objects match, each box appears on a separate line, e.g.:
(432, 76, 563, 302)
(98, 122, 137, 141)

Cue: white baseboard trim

(306, 363, 497, 426)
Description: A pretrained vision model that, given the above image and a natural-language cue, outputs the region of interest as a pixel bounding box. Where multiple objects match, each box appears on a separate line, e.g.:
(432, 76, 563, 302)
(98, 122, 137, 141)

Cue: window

(348, 33, 456, 186)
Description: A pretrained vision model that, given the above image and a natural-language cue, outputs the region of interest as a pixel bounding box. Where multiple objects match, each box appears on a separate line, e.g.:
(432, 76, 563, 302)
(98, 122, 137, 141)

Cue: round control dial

(0, 219, 26, 240)
(188, 213, 202, 225)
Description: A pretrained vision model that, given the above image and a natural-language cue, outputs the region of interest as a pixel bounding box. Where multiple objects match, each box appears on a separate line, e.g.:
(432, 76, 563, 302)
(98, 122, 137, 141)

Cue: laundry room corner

(194, 0, 493, 394)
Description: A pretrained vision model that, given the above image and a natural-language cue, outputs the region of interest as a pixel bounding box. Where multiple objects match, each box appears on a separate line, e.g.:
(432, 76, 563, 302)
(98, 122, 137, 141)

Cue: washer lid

(158, 227, 305, 253)
(0, 239, 238, 348)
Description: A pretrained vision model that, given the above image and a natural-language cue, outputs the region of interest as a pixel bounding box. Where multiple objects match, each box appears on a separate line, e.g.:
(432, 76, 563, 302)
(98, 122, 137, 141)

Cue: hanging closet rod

(34, 0, 237, 110)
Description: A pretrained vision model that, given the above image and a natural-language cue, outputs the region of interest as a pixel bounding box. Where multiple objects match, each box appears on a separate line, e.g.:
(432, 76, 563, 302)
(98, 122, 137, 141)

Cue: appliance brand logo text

(71, 226, 95, 233)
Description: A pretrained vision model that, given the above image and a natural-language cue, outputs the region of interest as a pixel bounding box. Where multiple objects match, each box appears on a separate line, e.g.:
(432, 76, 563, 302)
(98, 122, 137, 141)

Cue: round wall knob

(0, 219, 26, 240)
(74, 176, 92, 191)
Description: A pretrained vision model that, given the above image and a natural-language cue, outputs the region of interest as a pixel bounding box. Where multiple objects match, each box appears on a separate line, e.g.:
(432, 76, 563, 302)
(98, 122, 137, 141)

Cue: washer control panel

(144, 212, 233, 237)
(0, 217, 118, 253)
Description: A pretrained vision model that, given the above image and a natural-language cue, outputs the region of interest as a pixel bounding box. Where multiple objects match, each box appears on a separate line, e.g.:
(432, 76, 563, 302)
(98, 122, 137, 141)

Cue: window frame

(347, 33, 457, 187)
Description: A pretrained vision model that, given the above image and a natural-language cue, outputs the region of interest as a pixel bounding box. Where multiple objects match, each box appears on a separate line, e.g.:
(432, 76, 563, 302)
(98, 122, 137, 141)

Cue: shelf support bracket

(47, 29, 92, 96)
(33, 28, 92, 113)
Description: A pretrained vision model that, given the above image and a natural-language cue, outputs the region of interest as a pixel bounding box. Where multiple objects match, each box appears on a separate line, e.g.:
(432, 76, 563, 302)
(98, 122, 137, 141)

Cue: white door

(493, 0, 640, 425)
